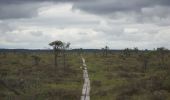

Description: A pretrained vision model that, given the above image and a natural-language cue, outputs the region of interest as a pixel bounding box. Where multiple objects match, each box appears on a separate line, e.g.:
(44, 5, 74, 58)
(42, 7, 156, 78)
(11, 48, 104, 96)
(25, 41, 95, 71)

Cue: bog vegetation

(85, 47, 170, 100)
(0, 41, 82, 100)
(0, 40, 170, 100)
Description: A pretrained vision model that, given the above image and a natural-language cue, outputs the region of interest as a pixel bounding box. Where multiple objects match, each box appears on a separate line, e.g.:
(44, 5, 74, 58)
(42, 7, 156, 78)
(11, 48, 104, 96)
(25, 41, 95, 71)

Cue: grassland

(83, 51, 170, 100)
(0, 52, 82, 100)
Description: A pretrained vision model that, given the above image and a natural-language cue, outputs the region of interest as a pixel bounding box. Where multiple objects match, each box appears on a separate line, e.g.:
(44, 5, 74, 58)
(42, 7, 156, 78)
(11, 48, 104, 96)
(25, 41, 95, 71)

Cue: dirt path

(81, 57, 90, 100)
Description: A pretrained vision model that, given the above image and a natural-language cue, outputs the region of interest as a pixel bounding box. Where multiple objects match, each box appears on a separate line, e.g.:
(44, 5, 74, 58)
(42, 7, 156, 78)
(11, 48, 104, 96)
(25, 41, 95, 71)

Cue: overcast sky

(0, 0, 170, 49)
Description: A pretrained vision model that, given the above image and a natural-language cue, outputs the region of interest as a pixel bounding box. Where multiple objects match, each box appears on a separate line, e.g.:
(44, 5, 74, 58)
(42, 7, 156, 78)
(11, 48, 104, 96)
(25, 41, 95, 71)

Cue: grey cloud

(29, 17, 100, 27)
(30, 31, 43, 37)
(0, 3, 45, 19)
(0, 0, 170, 49)
(73, 0, 170, 14)
(0, 0, 83, 4)
(1, 0, 170, 20)
(0, 0, 90, 19)
(72, 0, 170, 25)
(0, 22, 17, 36)
(0, 29, 52, 49)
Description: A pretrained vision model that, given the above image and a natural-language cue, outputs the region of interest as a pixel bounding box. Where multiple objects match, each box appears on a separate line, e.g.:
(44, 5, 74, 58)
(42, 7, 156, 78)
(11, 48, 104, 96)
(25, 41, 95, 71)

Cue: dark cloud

(73, 0, 170, 14)
(72, 0, 170, 26)
(0, 0, 85, 4)
(1, 0, 170, 20)
(0, 3, 40, 19)
(0, 0, 82, 19)
(73, 0, 170, 26)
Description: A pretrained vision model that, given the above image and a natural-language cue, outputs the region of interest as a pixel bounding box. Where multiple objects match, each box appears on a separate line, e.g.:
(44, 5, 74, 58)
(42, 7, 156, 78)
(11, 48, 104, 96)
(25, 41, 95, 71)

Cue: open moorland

(83, 48, 170, 100)
(0, 51, 82, 100)
(0, 47, 170, 100)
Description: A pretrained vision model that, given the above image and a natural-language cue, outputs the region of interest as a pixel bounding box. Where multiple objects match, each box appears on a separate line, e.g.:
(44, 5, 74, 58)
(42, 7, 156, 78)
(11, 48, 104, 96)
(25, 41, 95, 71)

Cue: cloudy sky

(0, 0, 170, 49)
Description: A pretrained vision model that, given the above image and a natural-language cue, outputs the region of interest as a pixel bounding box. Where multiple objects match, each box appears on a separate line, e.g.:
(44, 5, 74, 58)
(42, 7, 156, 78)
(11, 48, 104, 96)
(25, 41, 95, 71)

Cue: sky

(0, 0, 170, 49)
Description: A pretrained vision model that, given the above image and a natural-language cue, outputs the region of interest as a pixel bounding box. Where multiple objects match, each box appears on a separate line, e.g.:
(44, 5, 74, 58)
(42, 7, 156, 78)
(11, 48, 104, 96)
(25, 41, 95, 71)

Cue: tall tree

(156, 47, 168, 68)
(49, 40, 63, 67)
(105, 46, 109, 57)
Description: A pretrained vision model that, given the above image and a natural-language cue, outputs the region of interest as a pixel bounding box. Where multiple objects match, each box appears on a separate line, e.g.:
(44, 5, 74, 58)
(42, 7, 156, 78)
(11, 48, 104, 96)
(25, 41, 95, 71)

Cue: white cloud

(0, 2, 170, 49)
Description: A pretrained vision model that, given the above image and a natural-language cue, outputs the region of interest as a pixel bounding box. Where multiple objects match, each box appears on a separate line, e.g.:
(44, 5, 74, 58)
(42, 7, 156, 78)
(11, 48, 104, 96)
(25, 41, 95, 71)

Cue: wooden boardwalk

(81, 57, 90, 100)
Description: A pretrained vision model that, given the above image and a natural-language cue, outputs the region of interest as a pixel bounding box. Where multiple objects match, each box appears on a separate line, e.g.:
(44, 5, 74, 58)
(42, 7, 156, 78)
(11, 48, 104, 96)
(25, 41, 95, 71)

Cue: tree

(79, 48, 83, 55)
(101, 48, 105, 56)
(133, 47, 139, 54)
(105, 46, 109, 57)
(156, 47, 168, 68)
(62, 42, 70, 69)
(138, 52, 151, 72)
(49, 40, 63, 67)
(123, 48, 131, 57)
(102, 46, 109, 57)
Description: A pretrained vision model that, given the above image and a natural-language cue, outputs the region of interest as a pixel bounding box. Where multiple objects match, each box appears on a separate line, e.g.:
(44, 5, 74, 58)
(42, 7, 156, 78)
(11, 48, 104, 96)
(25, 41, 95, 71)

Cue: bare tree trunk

(54, 53, 57, 67)
(106, 49, 108, 57)
(63, 50, 66, 69)
(54, 46, 58, 67)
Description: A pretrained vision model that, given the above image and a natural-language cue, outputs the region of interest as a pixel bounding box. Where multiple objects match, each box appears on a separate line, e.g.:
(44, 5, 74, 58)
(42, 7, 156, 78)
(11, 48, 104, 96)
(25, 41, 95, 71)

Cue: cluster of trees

(121, 47, 169, 72)
(101, 46, 109, 57)
(99, 46, 169, 72)
(49, 40, 70, 69)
